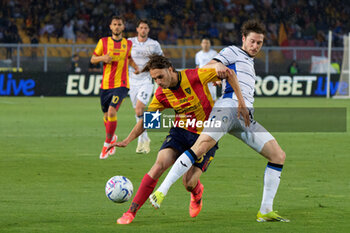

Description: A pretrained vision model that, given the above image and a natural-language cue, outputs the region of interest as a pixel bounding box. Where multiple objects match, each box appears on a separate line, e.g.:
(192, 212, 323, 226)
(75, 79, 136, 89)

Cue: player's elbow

(90, 56, 97, 64)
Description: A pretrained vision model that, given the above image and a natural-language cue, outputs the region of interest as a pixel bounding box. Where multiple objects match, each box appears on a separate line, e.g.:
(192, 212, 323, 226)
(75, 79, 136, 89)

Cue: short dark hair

(241, 19, 266, 37)
(142, 55, 175, 72)
(201, 37, 211, 43)
(137, 19, 149, 27)
(110, 16, 125, 24)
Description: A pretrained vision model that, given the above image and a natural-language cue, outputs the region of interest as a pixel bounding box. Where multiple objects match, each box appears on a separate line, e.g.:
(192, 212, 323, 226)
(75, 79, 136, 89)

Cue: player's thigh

(100, 89, 112, 113)
(129, 86, 138, 109)
(191, 134, 217, 159)
(230, 120, 275, 153)
(136, 84, 153, 106)
(202, 98, 237, 143)
(149, 148, 178, 179)
(108, 87, 129, 111)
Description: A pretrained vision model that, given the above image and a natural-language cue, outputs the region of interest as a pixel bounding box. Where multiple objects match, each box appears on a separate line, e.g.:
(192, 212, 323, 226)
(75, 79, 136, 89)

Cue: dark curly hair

(142, 54, 175, 72)
(241, 19, 266, 37)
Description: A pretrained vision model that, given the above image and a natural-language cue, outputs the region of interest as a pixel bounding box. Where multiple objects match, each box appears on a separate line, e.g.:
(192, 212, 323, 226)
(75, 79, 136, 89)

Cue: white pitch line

(0, 100, 18, 104)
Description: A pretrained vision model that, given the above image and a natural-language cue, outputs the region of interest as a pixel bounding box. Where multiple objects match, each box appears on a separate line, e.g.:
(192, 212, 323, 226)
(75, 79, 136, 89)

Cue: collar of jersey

(169, 71, 182, 90)
(111, 37, 123, 43)
(239, 47, 254, 58)
(137, 37, 148, 44)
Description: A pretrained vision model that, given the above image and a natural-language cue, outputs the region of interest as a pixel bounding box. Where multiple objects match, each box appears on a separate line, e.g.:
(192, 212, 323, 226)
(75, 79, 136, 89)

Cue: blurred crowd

(0, 0, 349, 46)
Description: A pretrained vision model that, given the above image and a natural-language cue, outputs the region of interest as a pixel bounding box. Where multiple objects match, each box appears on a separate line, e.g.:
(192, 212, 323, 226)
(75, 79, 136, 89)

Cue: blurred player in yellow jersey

(91, 16, 140, 159)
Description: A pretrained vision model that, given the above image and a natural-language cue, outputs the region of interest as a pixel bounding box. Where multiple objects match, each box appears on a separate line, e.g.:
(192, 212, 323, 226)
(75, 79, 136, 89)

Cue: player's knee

(274, 149, 286, 164)
(149, 161, 167, 178)
(193, 136, 215, 158)
(108, 110, 116, 118)
(280, 150, 286, 163)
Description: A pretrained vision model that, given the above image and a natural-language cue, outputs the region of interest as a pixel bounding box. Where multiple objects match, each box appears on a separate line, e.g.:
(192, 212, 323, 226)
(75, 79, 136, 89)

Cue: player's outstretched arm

(109, 120, 145, 148)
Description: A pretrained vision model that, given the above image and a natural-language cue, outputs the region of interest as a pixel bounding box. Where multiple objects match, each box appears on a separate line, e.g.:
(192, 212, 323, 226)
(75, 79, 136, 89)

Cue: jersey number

(112, 95, 120, 104)
(140, 91, 148, 100)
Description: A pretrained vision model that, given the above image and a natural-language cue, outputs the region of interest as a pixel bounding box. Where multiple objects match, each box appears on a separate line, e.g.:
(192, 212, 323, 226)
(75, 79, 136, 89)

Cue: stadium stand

(0, 0, 348, 72)
(0, 0, 349, 47)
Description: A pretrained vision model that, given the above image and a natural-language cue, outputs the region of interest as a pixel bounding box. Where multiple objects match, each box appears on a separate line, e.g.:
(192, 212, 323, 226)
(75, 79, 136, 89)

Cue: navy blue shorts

(160, 127, 218, 172)
(100, 87, 129, 113)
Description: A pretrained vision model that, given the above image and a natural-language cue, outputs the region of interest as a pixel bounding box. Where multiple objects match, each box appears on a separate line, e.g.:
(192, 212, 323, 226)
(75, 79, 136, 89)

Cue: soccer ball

(105, 176, 133, 203)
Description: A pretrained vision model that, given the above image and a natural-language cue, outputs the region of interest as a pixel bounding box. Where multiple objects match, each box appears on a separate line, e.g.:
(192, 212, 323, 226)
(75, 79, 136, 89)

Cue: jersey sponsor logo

(172, 95, 194, 105)
(110, 49, 126, 53)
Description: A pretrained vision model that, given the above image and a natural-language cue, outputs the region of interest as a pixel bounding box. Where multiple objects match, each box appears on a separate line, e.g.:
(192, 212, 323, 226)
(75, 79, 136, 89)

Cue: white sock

(259, 163, 283, 214)
(142, 130, 149, 142)
(138, 135, 143, 144)
(157, 150, 196, 195)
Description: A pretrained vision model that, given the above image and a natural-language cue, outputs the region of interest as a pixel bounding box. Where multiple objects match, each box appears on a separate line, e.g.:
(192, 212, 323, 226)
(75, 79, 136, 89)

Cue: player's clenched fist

(102, 52, 113, 64)
(214, 62, 229, 79)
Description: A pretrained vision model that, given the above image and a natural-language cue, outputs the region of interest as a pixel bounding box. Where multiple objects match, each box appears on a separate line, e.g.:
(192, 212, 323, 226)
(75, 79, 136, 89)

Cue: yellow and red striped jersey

(93, 37, 132, 89)
(148, 68, 219, 134)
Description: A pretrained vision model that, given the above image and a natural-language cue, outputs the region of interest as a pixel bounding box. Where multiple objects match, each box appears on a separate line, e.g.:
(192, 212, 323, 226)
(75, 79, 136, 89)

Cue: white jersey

(128, 37, 163, 85)
(214, 45, 256, 105)
(195, 49, 218, 68)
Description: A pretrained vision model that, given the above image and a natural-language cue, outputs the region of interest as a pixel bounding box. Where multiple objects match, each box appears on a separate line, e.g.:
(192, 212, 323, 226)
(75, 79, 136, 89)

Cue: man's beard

(112, 31, 122, 36)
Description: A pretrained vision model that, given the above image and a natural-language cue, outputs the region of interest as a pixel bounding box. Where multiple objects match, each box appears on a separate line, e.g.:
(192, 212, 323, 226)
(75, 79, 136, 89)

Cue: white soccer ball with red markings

(105, 176, 133, 203)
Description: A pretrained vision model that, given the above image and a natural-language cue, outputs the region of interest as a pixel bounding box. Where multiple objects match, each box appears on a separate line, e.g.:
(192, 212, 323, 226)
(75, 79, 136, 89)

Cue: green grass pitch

(0, 97, 349, 233)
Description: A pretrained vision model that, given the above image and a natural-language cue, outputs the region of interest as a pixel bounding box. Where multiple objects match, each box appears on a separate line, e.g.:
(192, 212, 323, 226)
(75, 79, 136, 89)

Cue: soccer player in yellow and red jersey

(91, 16, 140, 159)
(108, 54, 249, 224)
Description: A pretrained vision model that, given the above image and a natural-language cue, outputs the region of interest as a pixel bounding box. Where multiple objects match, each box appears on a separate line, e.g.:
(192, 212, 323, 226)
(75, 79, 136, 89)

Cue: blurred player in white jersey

(195, 38, 218, 101)
(150, 20, 290, 223)
(128, 20, 163, 153)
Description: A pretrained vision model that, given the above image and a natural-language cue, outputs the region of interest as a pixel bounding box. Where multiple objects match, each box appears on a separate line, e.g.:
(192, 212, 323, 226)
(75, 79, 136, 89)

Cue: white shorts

(129, 83, 154, 108)
(208, 82, 217, 101)
(202, 98, 274, 153)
